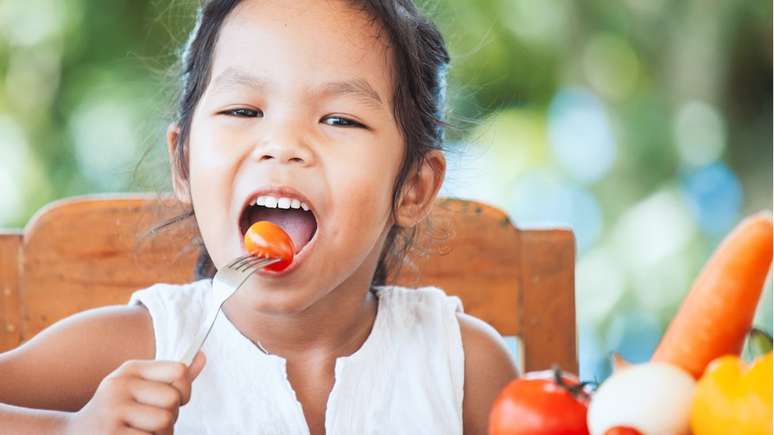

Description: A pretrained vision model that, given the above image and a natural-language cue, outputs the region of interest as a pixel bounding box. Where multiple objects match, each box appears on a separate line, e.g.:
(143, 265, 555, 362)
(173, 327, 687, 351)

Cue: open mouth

(239, 193, 318, 254)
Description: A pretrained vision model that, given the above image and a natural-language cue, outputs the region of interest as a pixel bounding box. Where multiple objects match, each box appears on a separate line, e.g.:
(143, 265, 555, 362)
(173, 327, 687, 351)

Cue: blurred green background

(0, 0, 771, 380)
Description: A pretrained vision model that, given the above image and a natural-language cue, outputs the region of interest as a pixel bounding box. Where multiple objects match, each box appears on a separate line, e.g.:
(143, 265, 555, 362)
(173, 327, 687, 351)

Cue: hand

(63, 351, 206, 435)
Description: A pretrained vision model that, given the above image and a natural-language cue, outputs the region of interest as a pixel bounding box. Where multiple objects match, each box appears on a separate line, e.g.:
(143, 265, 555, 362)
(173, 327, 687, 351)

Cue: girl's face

(170, 0, 410, 313)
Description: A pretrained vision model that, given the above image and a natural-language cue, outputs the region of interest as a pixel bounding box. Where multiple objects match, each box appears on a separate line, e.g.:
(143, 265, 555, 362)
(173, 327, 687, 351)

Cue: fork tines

(229, 255, 279, 272)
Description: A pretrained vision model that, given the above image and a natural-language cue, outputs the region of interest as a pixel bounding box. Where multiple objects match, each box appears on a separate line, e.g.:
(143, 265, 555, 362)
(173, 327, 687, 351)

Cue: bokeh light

(583, 33, 640, 101)
(548, 87, 617, 183)
(508, 170, 603, 253)
(673, 101, 727, 168)
(69, 93, 144, 190)
(680, 162, 743, 237)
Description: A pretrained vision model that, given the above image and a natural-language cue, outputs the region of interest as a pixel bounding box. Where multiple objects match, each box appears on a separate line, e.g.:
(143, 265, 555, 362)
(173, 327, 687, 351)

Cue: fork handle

(178, 256, 279, 366)
(180, 303, 222, 366)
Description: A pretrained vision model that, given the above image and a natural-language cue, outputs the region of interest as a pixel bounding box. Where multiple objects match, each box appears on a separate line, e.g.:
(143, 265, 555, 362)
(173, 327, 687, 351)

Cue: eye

(321, 115, 366, 129)
(221, 108, 263, 118)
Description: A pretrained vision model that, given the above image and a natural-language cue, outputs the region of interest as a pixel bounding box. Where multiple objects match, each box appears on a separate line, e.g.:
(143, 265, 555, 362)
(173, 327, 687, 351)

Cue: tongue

(248, 208, 316, 253)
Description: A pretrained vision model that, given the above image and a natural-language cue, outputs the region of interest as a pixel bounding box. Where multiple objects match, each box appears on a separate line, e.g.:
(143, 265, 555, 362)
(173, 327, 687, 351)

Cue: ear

(166, 123, 191, 204)
(395, 150, 446, 228)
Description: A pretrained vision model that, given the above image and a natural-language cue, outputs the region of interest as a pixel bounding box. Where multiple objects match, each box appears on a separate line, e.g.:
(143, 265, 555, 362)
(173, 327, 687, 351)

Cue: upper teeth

(253, 195, 310, 211)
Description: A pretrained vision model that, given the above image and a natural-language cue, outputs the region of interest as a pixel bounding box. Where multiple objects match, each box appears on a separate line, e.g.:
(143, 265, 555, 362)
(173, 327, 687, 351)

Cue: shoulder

(375, 285, 460, 316)
(128, 279, 211, 332)
(456, 312, 519, 379)
(457, 312, 519, 435)
(129, 279, 210, 308)
(11, 303, 155, 360)
(127, 280, 213, 360)
(376, 286, 516, 433)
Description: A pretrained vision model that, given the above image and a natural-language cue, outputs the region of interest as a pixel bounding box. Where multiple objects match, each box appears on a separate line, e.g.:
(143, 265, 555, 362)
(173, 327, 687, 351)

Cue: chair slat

(0, 232, 23, 350)
(22, 195, 198, 339)
(518, 229, 576, 373)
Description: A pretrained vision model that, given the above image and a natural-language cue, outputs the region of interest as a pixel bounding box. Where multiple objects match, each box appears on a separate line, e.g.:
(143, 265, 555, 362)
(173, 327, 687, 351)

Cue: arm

(0, 403, 70, 433)
(458, 312, 519, 435)
(0, 305, 154, 431)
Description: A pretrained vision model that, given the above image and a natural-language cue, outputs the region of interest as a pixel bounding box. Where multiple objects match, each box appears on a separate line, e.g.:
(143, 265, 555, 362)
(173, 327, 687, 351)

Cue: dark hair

(161, 0, 450, 285)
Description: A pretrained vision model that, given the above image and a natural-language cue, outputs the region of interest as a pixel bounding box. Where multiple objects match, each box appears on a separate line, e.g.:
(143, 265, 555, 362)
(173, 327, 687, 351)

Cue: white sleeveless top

(128, 279, 465, 435)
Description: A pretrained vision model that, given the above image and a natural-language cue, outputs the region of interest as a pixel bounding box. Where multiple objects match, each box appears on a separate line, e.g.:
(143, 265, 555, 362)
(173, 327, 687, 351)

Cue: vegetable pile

(489, 212, 773, 435)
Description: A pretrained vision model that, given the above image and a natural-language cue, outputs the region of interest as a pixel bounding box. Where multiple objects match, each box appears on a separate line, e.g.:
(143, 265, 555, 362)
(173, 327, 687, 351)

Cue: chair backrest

(0, 195, 577, 373)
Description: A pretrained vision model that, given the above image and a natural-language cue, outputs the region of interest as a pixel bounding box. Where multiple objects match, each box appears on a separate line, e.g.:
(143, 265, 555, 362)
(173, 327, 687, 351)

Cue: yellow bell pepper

(691, 352, 772, 435)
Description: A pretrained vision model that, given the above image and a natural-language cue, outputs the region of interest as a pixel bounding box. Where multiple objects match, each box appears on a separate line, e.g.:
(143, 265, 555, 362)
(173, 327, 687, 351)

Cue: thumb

(188, 351, 207, 380)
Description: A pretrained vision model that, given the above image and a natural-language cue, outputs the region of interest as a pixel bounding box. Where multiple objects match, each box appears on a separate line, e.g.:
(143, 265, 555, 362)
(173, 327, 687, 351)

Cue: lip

(237, 185, 318, 230)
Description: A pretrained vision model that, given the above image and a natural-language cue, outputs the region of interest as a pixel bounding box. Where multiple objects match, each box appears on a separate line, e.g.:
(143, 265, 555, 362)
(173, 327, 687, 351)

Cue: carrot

(651, 211, 773, 379)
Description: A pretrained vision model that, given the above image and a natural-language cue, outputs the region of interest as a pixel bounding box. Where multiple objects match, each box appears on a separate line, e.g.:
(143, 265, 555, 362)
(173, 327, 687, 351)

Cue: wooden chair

(0, 195, 577, 373)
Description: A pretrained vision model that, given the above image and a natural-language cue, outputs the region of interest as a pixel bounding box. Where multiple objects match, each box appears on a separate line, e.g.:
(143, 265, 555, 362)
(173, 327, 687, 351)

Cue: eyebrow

(211, 68, 267, 93)
(210, 68, 384, 110)
(319, 78, 383, 110)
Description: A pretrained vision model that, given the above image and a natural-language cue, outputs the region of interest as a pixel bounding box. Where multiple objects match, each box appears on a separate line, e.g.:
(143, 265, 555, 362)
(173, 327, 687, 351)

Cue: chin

(238, 280, 323, 315)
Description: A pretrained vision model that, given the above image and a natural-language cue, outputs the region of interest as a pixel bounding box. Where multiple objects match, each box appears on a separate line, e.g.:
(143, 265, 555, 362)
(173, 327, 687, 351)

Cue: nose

(251, 127, 315, 166)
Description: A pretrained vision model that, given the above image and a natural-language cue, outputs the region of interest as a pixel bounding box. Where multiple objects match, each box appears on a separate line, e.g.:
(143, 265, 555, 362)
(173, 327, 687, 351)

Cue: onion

(587, 362, 696, 435)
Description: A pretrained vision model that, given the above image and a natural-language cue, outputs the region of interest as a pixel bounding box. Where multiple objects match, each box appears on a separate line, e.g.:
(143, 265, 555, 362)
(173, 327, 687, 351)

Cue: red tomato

(604, 427, 642, 435)
(489, 369, 591, 435)
(244, 221, 295, 272)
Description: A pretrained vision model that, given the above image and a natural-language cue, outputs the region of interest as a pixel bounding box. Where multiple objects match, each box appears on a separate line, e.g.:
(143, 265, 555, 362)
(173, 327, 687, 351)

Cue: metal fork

(179, 255, 279, 365)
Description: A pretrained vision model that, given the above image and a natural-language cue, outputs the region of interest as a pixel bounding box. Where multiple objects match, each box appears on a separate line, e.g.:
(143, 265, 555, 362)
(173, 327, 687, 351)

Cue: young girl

(0, 0, 518, 433)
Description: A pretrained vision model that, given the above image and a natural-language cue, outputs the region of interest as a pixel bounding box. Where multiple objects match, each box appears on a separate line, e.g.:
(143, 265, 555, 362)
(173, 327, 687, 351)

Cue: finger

(127, 378, 183, 411)
(168, 376, 192, 408)
(188, 351, 207, 381)
(119, 360, 189, 385)
(169, 352, 206, 406)
(122, 356, 203, 406)
(121, 403, 176, 433)
(117, 426, 150, 435)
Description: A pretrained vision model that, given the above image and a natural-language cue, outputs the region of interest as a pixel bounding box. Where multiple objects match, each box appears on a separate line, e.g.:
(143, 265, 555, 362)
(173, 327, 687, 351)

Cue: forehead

(209, 0, 394, 101)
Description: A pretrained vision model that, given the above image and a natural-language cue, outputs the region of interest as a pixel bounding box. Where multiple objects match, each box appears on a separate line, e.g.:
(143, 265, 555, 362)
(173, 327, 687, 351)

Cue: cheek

(326, 141, 402, 245)
(187, 123, 241, 266)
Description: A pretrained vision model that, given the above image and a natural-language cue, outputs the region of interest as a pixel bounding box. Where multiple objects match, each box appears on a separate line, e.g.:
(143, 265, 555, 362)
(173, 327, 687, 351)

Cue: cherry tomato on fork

(244, 221, 295, 272)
